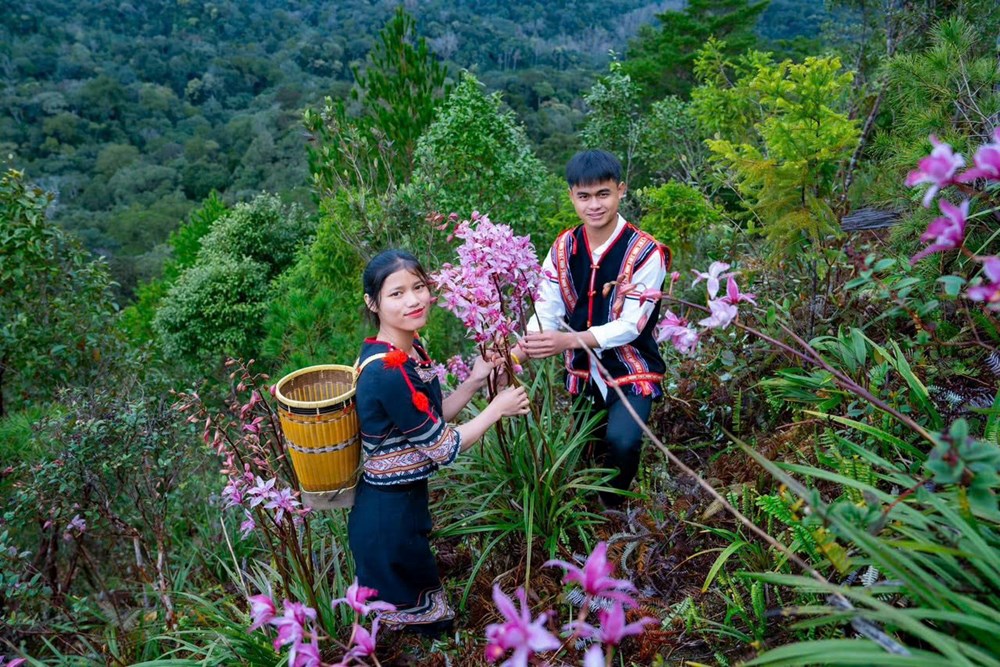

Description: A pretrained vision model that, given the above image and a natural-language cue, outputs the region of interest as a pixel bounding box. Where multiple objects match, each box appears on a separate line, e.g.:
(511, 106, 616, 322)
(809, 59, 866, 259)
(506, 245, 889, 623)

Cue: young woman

(349, 249, 529, 636)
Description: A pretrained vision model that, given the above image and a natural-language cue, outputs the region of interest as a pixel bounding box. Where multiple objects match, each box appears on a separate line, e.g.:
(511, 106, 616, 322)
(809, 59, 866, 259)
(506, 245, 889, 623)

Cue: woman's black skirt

(347, 478, 454, 633)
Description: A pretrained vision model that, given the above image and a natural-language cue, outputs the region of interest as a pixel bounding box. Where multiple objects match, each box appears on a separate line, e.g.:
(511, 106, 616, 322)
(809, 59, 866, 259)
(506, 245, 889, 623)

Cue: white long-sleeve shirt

(528, 215, 667, 397)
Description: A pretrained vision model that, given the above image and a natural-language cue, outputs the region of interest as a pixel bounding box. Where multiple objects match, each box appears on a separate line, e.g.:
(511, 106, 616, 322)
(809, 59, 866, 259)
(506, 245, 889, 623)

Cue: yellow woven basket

(275, 364, 360, 494)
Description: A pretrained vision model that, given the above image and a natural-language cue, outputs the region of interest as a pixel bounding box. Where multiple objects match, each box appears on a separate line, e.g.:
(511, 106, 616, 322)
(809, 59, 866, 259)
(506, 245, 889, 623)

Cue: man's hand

(520, 331, 576, 359)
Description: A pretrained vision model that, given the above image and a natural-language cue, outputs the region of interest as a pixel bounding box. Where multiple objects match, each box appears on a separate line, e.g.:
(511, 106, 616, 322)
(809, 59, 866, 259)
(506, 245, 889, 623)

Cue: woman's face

(371, 267, 432, 335)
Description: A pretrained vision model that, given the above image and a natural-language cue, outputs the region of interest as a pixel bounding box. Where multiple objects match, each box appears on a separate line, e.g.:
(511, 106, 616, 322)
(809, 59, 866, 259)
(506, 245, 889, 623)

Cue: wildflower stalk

(661, 294, 938, 446)
(176, 364, 317, 608)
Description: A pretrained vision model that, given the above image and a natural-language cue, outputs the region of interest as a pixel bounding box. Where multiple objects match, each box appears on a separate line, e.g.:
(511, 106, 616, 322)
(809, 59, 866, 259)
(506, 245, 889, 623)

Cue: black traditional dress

(347, 337, 459, 634)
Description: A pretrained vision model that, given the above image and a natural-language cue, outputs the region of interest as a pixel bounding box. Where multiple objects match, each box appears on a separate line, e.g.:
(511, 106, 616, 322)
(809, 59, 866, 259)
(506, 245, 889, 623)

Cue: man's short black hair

(566, 149, 623, 187)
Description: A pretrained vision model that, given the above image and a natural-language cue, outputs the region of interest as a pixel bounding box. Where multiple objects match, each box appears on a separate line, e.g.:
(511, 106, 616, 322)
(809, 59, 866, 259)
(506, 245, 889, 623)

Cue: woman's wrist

(462, 374, 488, 392)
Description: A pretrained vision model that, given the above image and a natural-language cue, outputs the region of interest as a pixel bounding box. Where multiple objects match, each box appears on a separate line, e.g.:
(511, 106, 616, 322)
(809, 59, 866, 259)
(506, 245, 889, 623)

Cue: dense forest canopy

(1, 0, 827, 298)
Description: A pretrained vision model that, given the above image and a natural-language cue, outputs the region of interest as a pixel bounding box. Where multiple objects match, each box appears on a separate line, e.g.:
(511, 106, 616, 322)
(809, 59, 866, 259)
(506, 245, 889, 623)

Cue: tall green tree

(690, 40, 859, 253)
(827, 2, 1000, 206)
(0, 169, 118, 416)
(305, 6, 450, 196)
(581, 60, 643, 185)
(871, 17, 1000, 198)
(351, 6, 450, 183)
(404, 72, 553, 238)
(623, 0, 770, 103)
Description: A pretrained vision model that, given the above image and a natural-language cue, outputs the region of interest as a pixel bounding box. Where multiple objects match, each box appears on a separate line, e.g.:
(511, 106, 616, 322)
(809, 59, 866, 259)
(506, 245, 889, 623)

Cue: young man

(518, 149, 667, 507)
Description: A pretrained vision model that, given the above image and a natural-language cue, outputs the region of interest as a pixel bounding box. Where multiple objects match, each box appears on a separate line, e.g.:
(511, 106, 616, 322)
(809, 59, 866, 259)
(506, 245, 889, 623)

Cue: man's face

(569, 179, 626, 236)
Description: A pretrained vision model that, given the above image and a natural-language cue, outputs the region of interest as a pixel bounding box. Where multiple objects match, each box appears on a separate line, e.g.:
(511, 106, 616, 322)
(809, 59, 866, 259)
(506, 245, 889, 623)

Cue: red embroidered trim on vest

(611, 229, 655, 319)
(606, 372, 664, 386)
(554, 230, 577, 312)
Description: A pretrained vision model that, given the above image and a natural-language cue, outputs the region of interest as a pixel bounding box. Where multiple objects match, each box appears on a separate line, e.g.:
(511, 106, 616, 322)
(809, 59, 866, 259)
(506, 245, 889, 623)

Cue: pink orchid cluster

(905, 130, 1000, 310)
(249, 579, 395, 667)
(640, 262, 756, 357)
(446, 354, 473, 383)
(249, 595, 323, 667)
(221, 471, 308, 539)
(433, 212, 543, 344)
(177, 361, 331, 606)
(186, 374, 310, 540)
(484, 542, 657, 667)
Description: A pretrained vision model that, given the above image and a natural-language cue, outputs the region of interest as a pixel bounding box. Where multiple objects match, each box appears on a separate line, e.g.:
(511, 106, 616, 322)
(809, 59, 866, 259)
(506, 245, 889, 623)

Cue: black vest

(553, 223, 666, 394)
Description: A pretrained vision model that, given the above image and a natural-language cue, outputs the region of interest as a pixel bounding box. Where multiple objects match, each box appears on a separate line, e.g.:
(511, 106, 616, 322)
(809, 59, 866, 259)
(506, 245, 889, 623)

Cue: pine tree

(623, 0, 770, 104)
(305, 7, 449, 195)
(690, 40, 859, 254)
(404, 72, 552, 237)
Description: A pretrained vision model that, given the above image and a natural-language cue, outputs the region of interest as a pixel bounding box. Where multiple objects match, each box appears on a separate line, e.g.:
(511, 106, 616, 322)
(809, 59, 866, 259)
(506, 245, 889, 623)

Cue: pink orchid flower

(670, 326, 700, 355)
(567, 602, 658, 646)
(691, 262, 732, 298)
(264, 488, 301, 523)
(909, 198, 968, 265)
(221, 478, 246, 509)
(967, 256, 1000, 311)
(722, 275, 757, 306)
(239, 390, 263, 420)
(655, 311, 700, 356)
(62, 514, 87, 541)
(583, 645, 606, 667)
(905, 135, 965, 207)
(291, 641, 321, 667)
(446, 355, 472, 383)
(431, 362, 449, 384)
(959, 128, 1000, 182)
(271, 601, 316, 652)
(286, 631, 318, 667)
(248, 593, 276, 631)
(637, 288, 664, 305)
(484, 585, 560, 666)
(346, 619, 381, 660)
(67, 514, 87, 532)
(246, 476, 276, 508)
(239, 513, 256, 539)
(657, 310, 687, 330)
(333, 578, 397, 616)
(1, 658, 27, 667)
(242, 416, 266, 435)
(699, 299, 739, 330)
(544, 542, 637, 606)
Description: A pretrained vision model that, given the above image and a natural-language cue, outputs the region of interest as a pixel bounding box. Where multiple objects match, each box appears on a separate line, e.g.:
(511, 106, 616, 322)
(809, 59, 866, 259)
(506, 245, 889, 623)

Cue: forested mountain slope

(1, 0, 821, 296)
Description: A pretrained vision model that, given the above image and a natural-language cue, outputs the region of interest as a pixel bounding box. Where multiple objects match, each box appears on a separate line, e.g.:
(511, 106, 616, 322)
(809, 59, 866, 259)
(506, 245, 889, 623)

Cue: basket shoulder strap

(354, 352, 388, 383)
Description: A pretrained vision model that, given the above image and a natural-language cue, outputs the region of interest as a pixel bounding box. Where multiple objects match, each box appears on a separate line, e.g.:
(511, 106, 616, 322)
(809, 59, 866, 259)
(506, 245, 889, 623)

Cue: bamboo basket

(275, 365, 360, 501)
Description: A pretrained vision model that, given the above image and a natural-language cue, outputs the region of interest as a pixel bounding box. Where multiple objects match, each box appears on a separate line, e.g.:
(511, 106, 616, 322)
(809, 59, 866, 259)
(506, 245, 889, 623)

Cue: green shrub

(637, 180, 723, 248)
(154, 255, 271, 362)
